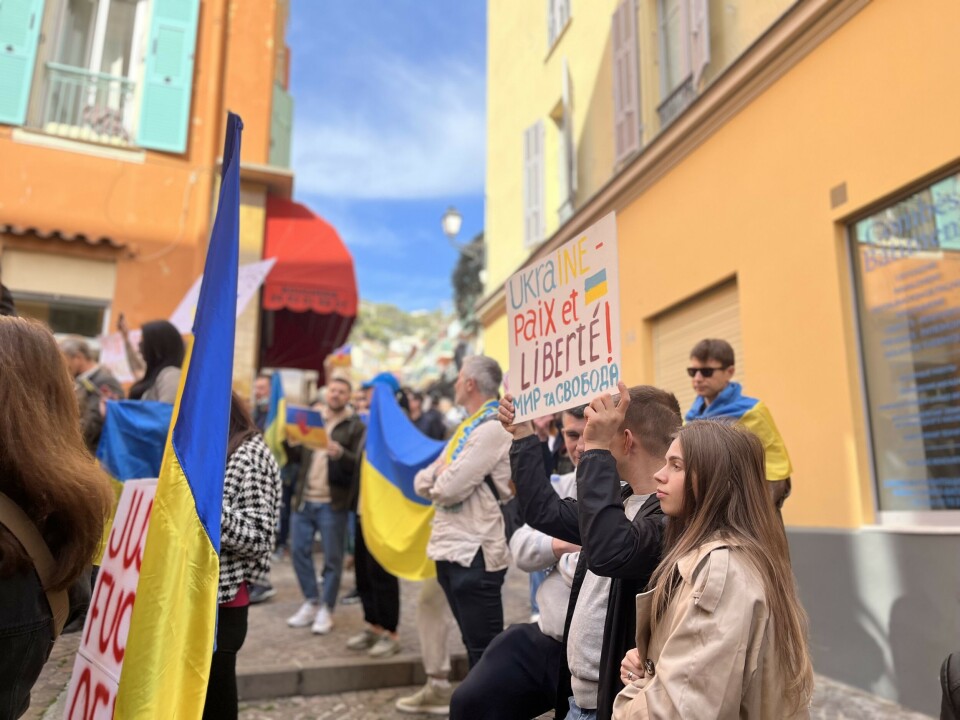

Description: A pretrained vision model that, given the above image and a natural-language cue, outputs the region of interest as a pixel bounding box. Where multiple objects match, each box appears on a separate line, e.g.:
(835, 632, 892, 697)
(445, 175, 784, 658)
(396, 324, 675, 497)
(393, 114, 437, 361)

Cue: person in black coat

(498, 382, 681, 720)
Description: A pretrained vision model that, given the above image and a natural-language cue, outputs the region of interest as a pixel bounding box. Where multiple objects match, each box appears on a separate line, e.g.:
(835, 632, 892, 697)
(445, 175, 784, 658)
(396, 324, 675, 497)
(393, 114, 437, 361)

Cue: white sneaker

(311, 604, 333, 634)
(287, 600, 318, 628)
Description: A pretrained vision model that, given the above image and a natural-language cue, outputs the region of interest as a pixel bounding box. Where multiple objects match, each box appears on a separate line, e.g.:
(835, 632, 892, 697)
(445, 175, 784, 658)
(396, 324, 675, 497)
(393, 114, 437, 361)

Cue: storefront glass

(852, 172, 960, 513)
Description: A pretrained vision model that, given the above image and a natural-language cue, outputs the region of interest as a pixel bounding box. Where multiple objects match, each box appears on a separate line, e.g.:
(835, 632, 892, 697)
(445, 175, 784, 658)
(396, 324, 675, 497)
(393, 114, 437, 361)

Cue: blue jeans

(565, 697, 597, 720)
(291, 502, 347, 609)
(529, 569, 547, 614)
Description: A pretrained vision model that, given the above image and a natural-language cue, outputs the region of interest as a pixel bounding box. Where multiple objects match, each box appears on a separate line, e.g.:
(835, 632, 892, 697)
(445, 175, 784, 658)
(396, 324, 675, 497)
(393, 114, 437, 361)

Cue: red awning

(260, 196, 358, 376)
(263, 195, 358, 316)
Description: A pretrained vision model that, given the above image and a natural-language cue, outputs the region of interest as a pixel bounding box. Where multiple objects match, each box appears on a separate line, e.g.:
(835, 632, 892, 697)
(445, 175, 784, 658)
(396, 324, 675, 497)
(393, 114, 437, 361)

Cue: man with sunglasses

(685, 338, 793, 510)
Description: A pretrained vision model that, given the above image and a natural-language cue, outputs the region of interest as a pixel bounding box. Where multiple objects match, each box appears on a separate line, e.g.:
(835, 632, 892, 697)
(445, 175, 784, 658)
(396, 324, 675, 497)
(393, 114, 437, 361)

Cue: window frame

(847, 168, 960, 528)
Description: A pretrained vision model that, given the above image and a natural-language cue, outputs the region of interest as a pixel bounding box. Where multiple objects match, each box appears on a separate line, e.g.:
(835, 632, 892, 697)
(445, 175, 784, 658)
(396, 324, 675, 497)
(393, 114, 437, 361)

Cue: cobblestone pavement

(239, 675, 934, 719)
(238, 552, 532, 675)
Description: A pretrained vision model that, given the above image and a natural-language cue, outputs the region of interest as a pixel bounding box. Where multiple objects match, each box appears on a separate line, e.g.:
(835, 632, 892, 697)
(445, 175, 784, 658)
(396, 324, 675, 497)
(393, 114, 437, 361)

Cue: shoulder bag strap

(0, 492, 69, 638)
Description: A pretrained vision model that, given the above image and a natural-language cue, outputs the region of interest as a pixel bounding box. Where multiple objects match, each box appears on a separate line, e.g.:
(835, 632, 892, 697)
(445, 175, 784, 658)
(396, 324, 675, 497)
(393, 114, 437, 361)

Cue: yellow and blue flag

(115, 113, 243, 719)
(96, 400, 173, 481)
(285, 405, 327, 448)
(359, 383, 445, 581)
(263, 373, 287, 466)
(684, 381, 793, 481)
(584, 269, 608, 304)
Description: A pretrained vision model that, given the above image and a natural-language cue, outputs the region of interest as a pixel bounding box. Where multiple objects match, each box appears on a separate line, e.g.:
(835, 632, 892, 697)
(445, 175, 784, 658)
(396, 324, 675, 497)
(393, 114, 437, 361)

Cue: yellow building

(0, 0, 307, 396)
(483, 0, 959, 713)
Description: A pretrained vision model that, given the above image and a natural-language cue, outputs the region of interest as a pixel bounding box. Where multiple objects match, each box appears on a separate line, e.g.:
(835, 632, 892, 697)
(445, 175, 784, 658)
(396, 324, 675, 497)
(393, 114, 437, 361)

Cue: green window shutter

(0, 0, 46, 126)
(269, 82, 292, 168)
(136, 0, 200, 153)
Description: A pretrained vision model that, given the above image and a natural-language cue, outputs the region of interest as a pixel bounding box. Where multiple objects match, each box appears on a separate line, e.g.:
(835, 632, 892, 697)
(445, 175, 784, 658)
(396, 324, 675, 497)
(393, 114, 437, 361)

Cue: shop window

(16, 293, 107, 338)
(850, 171, 960, 519)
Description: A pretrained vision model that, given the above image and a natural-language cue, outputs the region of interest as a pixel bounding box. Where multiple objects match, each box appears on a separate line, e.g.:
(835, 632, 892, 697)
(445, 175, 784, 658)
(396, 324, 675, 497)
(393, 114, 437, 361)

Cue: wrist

(513, 423, 535, 440)
(583, 441, 611, 452)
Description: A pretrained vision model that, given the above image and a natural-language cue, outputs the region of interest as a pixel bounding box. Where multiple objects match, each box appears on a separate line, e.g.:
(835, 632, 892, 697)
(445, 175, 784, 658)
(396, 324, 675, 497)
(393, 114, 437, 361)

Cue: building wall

(0, 0, 291, 388)
(484, 1, 960, 713)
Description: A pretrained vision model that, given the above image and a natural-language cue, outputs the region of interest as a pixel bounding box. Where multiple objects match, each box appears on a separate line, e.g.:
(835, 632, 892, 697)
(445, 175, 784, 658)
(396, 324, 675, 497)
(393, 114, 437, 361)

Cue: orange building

(0, 0, 355, 395)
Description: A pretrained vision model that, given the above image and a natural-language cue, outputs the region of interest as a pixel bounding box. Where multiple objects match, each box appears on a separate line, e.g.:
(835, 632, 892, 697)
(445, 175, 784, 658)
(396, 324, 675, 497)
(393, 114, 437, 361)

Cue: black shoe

(248, 583, 277, 604)
(340, 588, 360, 605)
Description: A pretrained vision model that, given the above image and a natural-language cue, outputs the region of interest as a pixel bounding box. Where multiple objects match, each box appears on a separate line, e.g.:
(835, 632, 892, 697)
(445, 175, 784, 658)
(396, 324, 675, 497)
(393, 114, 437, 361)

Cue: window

(16, 294, 108, 338)
(656, 0, 709, 127)
(850, 172, 960, 519)
(612, 0, 641, 164)
(0, 0, 201, 153)
(547, 0, 571, 49)
(37, 0, 147, 145)
(555, 57, 576, 223)
(523, 120, 545, 247)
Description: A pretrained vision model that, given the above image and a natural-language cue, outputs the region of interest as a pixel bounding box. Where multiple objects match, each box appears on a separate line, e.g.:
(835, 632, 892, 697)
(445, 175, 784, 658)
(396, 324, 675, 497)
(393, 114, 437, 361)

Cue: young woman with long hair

(613, 419, 813, 719)
(0, 317, 113, 718)
(201, 392, 281, 720)
(125, 319, 185, 402)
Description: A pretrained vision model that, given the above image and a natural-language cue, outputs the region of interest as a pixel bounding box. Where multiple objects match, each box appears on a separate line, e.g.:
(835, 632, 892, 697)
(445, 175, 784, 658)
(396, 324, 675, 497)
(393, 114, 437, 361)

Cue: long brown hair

(227, 392, 260, 457)
(648, 420, 813, 710)
(0, 317, 114, 590)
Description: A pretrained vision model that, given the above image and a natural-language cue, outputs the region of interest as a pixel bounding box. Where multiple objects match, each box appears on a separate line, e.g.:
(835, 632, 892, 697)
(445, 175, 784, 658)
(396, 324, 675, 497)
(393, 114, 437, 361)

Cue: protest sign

(64, 479, 156, 719)
(168, 258, 277, 334)
(285, 404, 328, 448)
(97, 330, 141, 385)
(506, 212, 621, 423)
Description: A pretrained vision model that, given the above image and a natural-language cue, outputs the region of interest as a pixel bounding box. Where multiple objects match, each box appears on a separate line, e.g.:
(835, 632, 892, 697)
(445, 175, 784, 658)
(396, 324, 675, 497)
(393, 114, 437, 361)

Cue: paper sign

(97, 330, 141, 385)
(64, 479, 156, 719)
(169, 258, 277, 334)
(506, 212, 621, 422)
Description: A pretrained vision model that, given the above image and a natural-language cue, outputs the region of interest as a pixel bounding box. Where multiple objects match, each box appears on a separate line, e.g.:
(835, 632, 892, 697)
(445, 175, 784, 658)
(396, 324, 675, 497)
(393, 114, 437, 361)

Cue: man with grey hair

(60, 337, 124, 453)
(404, 356, 512, 714)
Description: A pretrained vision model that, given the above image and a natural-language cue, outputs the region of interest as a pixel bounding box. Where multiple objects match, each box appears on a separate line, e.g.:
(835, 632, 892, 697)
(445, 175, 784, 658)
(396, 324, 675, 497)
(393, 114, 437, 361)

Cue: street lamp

(441, 206, 463, 240)
(441, 206, 483, 261)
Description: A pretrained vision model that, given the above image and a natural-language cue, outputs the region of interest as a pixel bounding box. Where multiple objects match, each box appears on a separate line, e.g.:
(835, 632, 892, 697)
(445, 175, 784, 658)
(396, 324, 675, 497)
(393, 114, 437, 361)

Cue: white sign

(506, 212, 621, 423)
(97, 330, 141, 385)
(168, 257, 277, 334)
(64, 479, 157, 720)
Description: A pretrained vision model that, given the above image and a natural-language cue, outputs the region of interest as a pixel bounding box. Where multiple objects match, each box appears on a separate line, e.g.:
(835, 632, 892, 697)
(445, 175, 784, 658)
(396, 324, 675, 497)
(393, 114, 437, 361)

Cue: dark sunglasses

(686, 366, 728, 378)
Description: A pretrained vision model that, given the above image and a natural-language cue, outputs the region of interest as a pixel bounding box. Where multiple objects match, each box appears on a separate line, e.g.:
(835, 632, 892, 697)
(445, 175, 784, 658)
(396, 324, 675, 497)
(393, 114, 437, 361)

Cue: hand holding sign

(583, 381, 631, 452)
(499, 395, 535, 440)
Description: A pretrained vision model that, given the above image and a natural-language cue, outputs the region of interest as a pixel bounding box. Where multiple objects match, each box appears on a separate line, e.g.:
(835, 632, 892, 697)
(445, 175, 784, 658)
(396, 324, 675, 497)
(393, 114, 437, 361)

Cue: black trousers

(354, 517, 400, 632)
(435, 549, 506, 669)
(449, 622, 562, 720)
(202, 605, 249, 720)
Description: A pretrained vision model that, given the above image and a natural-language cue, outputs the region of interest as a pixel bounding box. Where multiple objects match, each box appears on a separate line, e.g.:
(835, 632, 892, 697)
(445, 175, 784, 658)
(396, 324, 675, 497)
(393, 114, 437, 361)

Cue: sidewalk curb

(237, 653, 470, 701)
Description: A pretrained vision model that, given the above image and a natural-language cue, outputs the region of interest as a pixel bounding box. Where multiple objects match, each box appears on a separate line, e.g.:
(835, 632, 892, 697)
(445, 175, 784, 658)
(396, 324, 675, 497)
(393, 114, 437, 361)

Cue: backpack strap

(483, 473, 501, 504)
(0, 492, 69, 638)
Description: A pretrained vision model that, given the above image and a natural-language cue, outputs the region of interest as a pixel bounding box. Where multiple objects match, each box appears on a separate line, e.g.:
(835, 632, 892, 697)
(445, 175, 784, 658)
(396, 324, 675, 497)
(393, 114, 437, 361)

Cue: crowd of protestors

(0, 292, 826, 720)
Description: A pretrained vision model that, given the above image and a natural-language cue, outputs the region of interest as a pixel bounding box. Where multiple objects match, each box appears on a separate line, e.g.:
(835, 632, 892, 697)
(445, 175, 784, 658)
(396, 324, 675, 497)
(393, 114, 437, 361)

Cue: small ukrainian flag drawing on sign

(286, 405, 328, 448)
(584, 269, 608, 305)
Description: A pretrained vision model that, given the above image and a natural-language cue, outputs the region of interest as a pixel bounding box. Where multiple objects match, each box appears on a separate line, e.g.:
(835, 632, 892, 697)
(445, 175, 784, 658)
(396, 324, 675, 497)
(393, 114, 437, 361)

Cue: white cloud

(292, 55, 486, 200)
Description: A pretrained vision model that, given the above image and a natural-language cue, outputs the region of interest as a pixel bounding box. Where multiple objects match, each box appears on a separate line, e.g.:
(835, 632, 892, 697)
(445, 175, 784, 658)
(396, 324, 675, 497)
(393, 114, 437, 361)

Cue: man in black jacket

(285, 377, 366, 635)
(499, 382, 681, 720)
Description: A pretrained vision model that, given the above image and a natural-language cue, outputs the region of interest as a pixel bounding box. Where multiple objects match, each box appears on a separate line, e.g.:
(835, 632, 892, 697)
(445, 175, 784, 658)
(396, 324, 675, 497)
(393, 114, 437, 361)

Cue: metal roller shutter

(652, 281, 744, 413)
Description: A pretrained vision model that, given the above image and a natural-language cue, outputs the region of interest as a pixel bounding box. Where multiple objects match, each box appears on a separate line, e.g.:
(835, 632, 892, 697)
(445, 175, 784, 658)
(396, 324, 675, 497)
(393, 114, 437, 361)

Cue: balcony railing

(35, 63, 136, 146)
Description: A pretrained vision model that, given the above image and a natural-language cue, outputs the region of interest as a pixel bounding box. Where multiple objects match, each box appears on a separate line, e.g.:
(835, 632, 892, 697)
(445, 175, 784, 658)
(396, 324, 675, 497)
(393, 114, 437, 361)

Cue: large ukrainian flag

(115, 113, 243, 719)
(360, 383, 445, 581)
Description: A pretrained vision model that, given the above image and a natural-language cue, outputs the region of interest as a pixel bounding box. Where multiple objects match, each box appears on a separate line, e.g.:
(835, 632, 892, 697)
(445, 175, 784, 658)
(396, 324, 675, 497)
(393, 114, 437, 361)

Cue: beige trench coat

(612, 540, 810, 720)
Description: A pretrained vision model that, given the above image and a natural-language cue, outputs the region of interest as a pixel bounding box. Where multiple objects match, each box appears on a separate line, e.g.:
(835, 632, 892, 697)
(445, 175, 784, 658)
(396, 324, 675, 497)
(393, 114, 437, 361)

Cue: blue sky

(287, 1, 487, 312)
